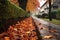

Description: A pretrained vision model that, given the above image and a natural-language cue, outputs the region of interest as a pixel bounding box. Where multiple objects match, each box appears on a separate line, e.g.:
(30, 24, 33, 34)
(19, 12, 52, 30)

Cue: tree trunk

(49, 0, 52, 21)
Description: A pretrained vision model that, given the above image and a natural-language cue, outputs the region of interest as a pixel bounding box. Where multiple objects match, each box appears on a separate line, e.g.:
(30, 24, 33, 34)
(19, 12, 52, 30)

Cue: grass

(41, 18, 60, 26)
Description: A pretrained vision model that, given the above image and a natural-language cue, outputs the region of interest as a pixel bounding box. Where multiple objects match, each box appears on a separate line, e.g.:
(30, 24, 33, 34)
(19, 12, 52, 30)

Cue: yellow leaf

(43, 35, 53, 39)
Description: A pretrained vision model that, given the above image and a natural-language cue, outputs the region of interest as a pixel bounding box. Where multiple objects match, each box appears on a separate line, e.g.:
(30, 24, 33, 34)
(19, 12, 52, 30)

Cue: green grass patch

(41, 18, 60, 26)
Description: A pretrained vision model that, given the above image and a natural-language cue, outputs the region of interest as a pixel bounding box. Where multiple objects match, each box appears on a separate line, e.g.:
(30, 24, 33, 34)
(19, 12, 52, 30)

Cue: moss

(0, 0, 30, 20)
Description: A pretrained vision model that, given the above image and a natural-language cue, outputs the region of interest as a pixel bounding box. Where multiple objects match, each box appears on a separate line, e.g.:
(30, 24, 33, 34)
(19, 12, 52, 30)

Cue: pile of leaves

(0, 17, 38, 40)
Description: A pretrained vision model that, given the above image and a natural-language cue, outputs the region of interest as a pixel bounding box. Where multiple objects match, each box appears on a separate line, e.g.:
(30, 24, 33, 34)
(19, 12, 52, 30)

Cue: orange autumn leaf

(4, 37, 10, 40)
(10, 0, 19, 6)
(26, 0, 40, 12)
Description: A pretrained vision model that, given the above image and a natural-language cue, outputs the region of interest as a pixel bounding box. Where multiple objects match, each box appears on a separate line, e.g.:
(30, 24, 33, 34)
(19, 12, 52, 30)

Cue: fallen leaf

(49, 30, 57, 33)
(26, 31, 30, 34)
(43, 35, 53, 39)
(4, 37, 10, 40)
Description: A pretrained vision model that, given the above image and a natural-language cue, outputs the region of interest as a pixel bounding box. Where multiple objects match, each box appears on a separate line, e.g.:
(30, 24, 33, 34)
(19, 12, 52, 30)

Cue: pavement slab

(32, 16, 59, 40)
(34, 19, 57, 40)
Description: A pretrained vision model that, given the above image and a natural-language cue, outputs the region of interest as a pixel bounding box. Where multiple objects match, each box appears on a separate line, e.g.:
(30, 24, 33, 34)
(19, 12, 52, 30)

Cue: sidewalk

(32, 16, 60, 40)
